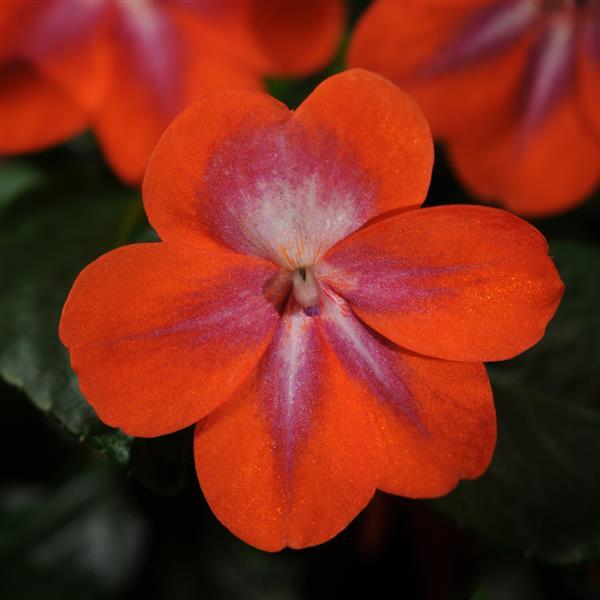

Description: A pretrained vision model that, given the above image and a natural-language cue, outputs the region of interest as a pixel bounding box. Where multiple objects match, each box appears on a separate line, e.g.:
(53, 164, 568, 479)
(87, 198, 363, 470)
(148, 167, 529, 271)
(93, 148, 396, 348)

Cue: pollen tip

(303, 305, 320, 317)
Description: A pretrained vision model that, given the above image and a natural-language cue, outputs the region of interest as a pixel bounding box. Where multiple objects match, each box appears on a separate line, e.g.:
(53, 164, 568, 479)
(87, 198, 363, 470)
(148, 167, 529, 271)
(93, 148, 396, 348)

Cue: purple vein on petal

(18, 0, 106, 59)
(318, 256, 465, 314)
(417, 0, 540, 78)
(116, 266, 279, 349)
(320, 290, 423, 431)
(260, 308, 322, 479)
(519, 11, 576, 135)
(117, 0, 183, 117)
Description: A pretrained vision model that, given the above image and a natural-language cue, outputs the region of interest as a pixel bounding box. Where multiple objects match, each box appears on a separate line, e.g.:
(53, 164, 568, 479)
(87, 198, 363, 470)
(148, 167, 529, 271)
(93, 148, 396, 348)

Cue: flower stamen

(292, 266, 320, 316)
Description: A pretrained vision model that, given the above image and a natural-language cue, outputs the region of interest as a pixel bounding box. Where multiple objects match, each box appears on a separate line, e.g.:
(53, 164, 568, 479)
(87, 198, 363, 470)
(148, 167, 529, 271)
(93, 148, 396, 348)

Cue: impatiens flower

(348, 0, 600, 216)
(59, 70, 564, 551)
(0, 0, 343, 184)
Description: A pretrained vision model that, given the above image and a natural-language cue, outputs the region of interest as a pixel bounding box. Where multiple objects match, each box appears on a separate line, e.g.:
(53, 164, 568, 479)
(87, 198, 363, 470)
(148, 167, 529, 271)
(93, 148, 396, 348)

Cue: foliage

(0, 160, 143, 465)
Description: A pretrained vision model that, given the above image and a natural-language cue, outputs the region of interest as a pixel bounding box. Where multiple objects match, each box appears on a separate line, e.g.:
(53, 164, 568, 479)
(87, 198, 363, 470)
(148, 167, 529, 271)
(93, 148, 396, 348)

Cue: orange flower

(349, 0, 600, 216)
(0, 0, 344, 183)
(59, 70, 563, 551)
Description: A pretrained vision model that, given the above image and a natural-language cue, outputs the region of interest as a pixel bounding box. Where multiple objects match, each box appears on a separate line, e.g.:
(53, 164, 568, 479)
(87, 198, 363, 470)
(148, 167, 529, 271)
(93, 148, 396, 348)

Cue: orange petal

(448, 89, 600, 215)
(322, 205, 563, 362)
(0, 61, 87, 154)
(171, 0, 344, 77)
(348, 0, 534, 140)
(15, 0, 110, 112)
(247, 0, 344, 76)
(59, 241, 280, 437)
(294, 69, 434, 213)
(95, 50, 262, 185)
(577, 13, 600, 139)
(0, 0, 109, 153)
(319, 292, 495, 497)
(195, 308, 376, 551)
(0, 0, 29, 57)
(370, 355, 495, 497)
(147, 71, 425, 265)
(143, 89, 290, 243)
(94, 2, 264, 185)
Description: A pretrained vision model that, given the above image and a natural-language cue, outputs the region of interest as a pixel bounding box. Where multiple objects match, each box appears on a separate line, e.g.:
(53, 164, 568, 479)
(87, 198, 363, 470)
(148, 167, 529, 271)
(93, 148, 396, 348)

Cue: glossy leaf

(0, 178, 147, 464)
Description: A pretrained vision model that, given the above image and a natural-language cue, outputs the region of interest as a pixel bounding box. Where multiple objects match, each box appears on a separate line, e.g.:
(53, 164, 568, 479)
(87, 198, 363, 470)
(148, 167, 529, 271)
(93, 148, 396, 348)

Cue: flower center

(292, 266, 320, 316)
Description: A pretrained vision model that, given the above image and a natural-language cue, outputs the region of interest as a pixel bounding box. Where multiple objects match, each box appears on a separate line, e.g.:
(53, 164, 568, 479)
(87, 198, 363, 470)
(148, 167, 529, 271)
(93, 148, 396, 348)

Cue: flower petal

(0, 61, 88, 153)
(247, 0, 344, 76)
(13, 0, 110, 113)
(320, 292, 496, 497)
(321, 205, 563, 362)
(174, 0, 344, 77)
(348, 0, 536, 140)
(0, 0, 108, 153)
(447, 89, 600, 215)
(143, 89, 290, 244)
(144, 78, 380, 267)
(93, 2, 263, 184)
(577, 10, 600, 138)
(294, 69, 434, 214)
(59, 242, 280, 437)
(194, 307, 376, 551)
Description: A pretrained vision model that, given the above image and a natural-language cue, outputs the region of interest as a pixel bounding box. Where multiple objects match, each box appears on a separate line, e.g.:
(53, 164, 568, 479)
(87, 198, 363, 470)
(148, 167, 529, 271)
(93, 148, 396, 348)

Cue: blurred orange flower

(349, 0, 600, 216)
(0, 0, 344, 183)
(60, 70, 563, 551)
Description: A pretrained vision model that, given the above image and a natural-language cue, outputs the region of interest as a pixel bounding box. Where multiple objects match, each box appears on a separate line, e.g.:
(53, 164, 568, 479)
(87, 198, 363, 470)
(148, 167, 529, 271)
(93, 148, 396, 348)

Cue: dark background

(1, 2, 599, 598)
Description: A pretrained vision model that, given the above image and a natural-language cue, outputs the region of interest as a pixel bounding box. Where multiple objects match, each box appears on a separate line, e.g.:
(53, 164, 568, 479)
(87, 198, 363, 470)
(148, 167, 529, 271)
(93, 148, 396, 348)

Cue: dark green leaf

(0, 160, 45, 212)
(432, 241, 600, 564)
(0, 181, 148, 464)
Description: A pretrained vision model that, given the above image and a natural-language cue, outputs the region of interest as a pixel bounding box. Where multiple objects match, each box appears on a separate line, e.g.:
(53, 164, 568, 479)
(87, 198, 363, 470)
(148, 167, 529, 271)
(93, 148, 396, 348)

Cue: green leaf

(0, 181, 148, 464)
(0, 469, 146, 600)
(432, 241, 600, 564)
(0, 160, 44, 212)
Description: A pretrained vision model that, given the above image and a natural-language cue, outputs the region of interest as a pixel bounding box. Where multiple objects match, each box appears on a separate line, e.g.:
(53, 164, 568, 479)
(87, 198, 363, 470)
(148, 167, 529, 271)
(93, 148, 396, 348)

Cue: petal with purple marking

(59, 241, 281, 437)
(448, 79, 600, 215)
(94, 0, 188, 183)
(194, 307, 376, 551)
(144, 71, 433, 254)
(201, 119, 375, 268)
(95, 0, 263, 184)
(319, 290, 496, 497)
(347, 0, 536, 140)
(420, 0, 540, 76)
(520, 9, 576, 135)
(321, 205, 563, 362)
